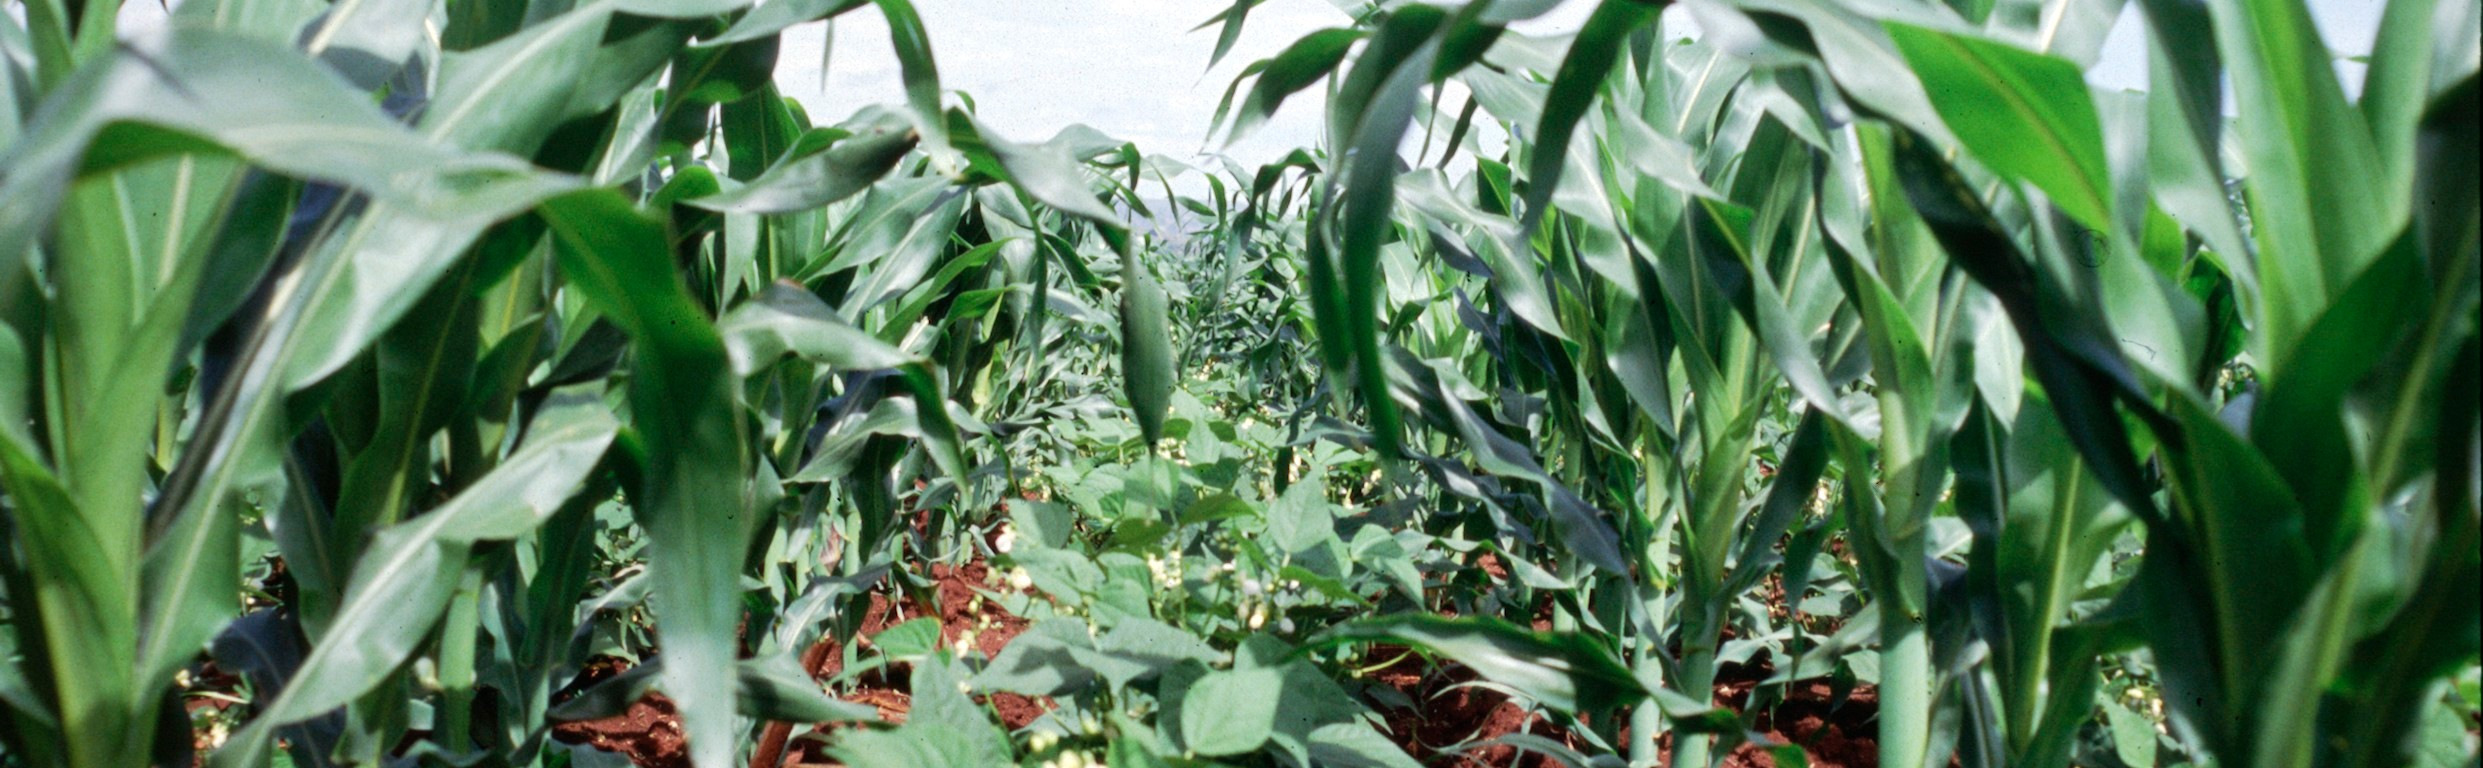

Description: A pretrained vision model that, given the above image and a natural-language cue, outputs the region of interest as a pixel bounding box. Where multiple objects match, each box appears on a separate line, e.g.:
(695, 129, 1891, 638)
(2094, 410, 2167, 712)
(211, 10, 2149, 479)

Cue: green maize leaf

(1686, 196, 1856, 427)
(297, 0, 432, 89)
(2331, 337, 2481, 768)
(2209, 0, 2401, 360)
(609, 0, 757, 18)
(1726, 0, 1959, 144)
(1879, 128, 2165, 519)
(325, 260, 484, 571)
(46, 154, 239, 727)
(1388, 354, 1630, 573)
(870, 0, 950, 162)
(721, 84, 803, 183)
(718, 282, 916, 377)
(690, 106, 918, 215)
(421, 5, 615, 152)
(1196, 0, 1269, 72)
(1120, 266, 1177, 449)
(210, 387, 616, 766)
(708, 0, 871, 45)
(1981, 0, 2129, 67)
(967, 116, 1128, 228)
(132, 438, 241, 713)
(1458, 734, 1618, 768)
(542, 190, 748, 768)
(1320, 7, 1452, 462)
(1723, 410, 1832, 594)
(1398, 171, 1573, 342)
(881, 239, 1009, 332)
(0, 26, 554, 275)
(2131, 0, 2251, 270)
(735, 653, 881, 724)
(1305, 614, 1645, 715)
(1224, 27, 1363, 144)
(1884, 22, 2113, 231)
(2149, 391, 2317, 751)
(141, 3, 663, 581)
(835, 184, 971, 314)
(2249, 240, 2421, 558)
(547, 654, 876, 724)
(1519, 0, 1662, 236)
(0, 413, 136, 768)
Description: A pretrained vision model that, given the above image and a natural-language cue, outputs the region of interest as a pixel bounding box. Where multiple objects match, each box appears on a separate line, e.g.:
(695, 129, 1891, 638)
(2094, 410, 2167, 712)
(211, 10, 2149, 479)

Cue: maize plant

(1, 0, 2475, 766)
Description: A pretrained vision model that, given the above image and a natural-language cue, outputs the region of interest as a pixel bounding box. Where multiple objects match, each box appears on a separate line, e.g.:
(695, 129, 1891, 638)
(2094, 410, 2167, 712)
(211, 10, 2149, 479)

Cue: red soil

(553, 557, 1046, 768)
(1369, 653, 1881, 768)
(555, 693, 691, 768)
(536, 528, 1884, 767)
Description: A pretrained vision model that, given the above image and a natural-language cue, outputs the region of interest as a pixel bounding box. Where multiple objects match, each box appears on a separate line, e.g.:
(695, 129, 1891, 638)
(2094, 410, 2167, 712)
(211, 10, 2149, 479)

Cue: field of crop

(0, 0, 2476, 766)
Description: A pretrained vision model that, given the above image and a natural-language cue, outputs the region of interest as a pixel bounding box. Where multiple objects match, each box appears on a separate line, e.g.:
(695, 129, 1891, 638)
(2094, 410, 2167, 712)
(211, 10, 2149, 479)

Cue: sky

(775, 0, 2384, 181)
(770, 0, 1594, 176)
(2085, 0, 2382, 94)
(93, 0, 2387, 177)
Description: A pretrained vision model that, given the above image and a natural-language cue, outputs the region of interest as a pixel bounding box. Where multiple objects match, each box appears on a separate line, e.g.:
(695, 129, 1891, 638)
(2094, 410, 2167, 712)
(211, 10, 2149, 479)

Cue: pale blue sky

(771, 0, 1594, 174)
(2086, 0, 2383, 93)
(779, 0, 2385, 176)
(96, 0, 2391, 175)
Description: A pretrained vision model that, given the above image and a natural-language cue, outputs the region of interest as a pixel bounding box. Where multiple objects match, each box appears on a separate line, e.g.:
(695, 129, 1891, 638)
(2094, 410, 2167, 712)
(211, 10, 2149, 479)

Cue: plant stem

(438, 567, 484, 752)
(1629, 639, 1662, 766)
(1879, 535, 1931, 768)
(1674, 643, 1718, 768)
